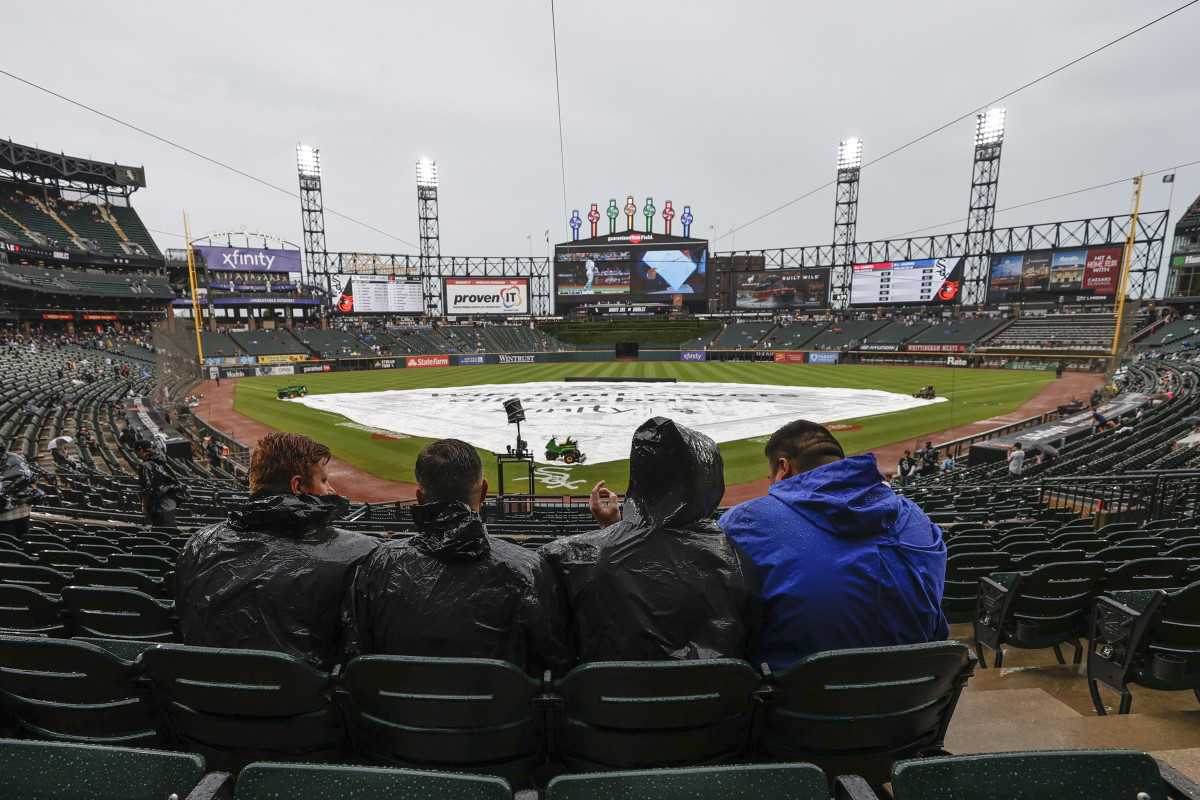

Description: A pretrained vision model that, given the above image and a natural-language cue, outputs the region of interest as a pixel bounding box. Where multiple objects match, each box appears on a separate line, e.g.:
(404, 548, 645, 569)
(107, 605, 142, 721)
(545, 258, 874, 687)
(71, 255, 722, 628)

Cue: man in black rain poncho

(540, 417, 761, 662)
(135, 439, 181, 526)
(0, 442, 44, 539)
(176, 432, 377, 671)
(342, 439, 573, 677)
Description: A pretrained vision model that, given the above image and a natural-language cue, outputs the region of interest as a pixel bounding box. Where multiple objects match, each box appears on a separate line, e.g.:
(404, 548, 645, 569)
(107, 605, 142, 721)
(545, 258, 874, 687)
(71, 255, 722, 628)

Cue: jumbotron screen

(850, 258, 964, 306)
(735, 268, 829, 309)
(554, 234, 707, 307)
(330, 273, 424, 314)
(987, 246, 1123, 303)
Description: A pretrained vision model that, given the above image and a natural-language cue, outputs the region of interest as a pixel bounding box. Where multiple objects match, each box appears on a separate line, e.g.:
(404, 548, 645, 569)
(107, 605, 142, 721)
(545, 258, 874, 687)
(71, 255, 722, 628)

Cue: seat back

(890, 749, 1172, 800)
(0, 738, 205, 800)
(0, 635, 162, 745)
(140, 644, 341, 770)
(1103, 558, 1193, 594)
(72, 567, 168, 599)
(1139, 579, 1200, 690)
(0, 564, 70, 594)
(554, 659, 759, 771)
(340, 655, 541, 785)
(0, 584, 66, 636)
(1010, 548, 1085, 571)
(235, 761, 511, 800)
(546, 763, 828, 800)
(1092, 545, 1161, 564)
(60, 586, 177, 642)
(758, 642, 972, 785)
(1003, 561, 1109, 644)
(942, 552, 1013, 623)
(106, 554, 174, 577)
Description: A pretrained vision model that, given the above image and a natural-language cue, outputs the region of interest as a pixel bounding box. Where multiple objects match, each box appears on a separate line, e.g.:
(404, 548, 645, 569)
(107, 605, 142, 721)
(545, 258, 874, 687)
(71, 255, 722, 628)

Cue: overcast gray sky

(4, 1, 1198, 264)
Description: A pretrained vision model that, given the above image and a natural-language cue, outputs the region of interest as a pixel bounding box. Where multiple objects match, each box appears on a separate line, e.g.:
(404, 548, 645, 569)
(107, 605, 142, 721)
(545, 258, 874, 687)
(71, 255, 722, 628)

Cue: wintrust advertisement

(444, 279, 528, 315)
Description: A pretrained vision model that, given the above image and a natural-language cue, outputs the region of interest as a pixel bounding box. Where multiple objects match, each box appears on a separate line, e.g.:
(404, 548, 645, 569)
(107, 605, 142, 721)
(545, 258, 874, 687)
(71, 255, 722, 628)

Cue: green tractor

(277, 383, 309, 400)
(545, 436, 586, 464)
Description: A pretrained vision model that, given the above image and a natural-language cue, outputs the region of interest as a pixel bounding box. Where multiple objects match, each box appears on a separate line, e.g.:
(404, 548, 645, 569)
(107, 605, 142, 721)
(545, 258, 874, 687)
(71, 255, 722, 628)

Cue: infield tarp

(290, 381, 944, 465)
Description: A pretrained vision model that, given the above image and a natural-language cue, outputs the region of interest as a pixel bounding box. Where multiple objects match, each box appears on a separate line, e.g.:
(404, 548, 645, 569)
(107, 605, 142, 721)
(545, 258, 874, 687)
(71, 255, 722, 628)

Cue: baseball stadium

(0, 2, 1199, 796)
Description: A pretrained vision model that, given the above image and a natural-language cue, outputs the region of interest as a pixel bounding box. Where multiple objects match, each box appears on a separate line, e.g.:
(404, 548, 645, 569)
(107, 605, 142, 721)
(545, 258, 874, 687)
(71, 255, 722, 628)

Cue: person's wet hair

(765, 420, 845, 473)
(415, 439, 482, 505)
(249, 432, 331, 495)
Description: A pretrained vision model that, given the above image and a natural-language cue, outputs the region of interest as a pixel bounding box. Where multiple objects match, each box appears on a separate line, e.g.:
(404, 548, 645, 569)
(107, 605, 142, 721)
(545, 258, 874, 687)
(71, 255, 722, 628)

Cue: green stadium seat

(547, 763, 831, 800)
(60, 586, 177, 642)
(234, 761, 511, 800)
(140, 644, 343, 771)
(0, 739, 207, 800)
(0, 634, 163, 745)
(0, 584, 66, 636)
(340, 655, 544, 786)
(755, 642, 973, 785)
(550, 659, 759, 773)
(887, 749, 1198, 799)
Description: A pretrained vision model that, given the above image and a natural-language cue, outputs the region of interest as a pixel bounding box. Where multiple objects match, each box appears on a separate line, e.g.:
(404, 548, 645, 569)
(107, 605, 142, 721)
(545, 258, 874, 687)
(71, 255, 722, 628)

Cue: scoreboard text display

(330, 274, 424, 314)
(850, 257, 963, 306)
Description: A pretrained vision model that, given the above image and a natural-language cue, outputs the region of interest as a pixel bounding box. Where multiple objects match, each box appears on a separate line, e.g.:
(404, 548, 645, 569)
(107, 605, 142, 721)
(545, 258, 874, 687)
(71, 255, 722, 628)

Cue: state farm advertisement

(407, 355, 450, 368)
(444, 278, 528, 315)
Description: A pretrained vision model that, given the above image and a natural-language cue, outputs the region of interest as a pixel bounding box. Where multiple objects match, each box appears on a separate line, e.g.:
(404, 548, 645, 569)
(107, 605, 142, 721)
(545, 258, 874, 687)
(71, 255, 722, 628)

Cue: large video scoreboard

(850, 257, 963, 306)
(553, 231, 708, 311)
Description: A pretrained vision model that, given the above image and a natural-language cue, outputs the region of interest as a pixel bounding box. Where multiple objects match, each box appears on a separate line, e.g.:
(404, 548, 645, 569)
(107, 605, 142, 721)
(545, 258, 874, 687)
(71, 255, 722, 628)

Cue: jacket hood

(228, 492, 350, 539)
(410, 500, 490, 562)
(769, 453, 899, 538)
(625, 417, 724, 528)
(142, 450, 167, 465)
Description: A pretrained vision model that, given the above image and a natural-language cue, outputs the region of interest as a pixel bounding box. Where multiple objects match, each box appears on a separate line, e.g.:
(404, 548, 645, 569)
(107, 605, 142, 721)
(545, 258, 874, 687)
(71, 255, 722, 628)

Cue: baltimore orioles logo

(337, 281, 354, 312)
(937, 280, 960, 301)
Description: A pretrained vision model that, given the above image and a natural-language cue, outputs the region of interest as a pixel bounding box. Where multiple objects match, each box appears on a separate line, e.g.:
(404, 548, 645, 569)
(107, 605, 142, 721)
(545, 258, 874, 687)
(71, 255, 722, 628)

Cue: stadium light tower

(296, 144, 328, 292)
(962, 108, 1006, 305)
(831, 137, 863, 309)
(416, 158, 442, 316)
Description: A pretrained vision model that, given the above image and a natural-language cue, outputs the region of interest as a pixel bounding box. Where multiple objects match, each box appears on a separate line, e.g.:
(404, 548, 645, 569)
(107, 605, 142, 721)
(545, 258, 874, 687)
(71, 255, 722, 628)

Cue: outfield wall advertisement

(444, 279, 528, 316)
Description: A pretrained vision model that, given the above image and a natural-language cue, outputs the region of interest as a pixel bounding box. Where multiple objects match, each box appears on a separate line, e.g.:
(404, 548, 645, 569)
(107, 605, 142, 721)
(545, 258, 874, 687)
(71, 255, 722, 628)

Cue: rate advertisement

(444, 279, 528, 315)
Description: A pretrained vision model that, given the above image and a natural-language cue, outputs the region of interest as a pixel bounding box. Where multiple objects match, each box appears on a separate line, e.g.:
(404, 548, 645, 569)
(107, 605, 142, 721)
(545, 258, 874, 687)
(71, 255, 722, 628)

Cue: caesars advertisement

(444, 278, 529, 315)
(987, 246, 1123, 303)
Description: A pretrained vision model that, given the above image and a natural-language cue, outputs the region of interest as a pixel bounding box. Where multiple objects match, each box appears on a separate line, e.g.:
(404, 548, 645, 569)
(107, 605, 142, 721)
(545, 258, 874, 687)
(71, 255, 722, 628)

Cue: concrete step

(952, 688, 1081, 731)
(1149, 748, 1200, 785)
(946, 709, 1200, 755)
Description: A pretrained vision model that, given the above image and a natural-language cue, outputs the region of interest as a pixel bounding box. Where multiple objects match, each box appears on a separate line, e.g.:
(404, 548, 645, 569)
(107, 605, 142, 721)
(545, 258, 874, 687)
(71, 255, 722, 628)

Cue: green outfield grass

(232, 363, 1054, 494)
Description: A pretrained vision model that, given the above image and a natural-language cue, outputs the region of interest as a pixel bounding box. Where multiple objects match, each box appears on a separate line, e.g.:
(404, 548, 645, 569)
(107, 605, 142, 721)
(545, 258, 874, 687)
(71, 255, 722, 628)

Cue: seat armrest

(835, 774, 885, 800)
(184, 771, 234, 800)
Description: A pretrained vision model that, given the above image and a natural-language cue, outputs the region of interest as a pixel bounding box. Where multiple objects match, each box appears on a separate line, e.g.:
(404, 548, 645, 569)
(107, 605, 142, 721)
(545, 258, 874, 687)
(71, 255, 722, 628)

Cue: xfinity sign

(444, 278, 528, 315)
(193, 246, 303, 273)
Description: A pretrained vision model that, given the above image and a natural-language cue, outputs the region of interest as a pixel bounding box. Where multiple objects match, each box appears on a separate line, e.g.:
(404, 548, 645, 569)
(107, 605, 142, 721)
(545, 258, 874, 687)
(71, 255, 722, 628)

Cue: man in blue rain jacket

(719, 419, 948, 671)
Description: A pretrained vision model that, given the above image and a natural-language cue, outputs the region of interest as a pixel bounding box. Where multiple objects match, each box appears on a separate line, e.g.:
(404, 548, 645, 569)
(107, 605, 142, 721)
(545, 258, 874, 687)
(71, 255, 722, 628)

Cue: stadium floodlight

(416, 158, 438, 188)
(296, 144, 321, 178)
(837, 137, 862, 170)
(974, 108, 1006, 146)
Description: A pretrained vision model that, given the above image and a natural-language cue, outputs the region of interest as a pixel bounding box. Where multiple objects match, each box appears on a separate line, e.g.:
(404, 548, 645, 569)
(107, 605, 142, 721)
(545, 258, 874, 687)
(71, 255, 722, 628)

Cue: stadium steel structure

(317, 252, 552, 316)
(963, 109, 1007, 305)
(0, 139, 146, 199)
(416, 159, 442, 315)
(713, 211, 1169, 309)
(831, 138, 863, 304)
(296, 145, 329, 285)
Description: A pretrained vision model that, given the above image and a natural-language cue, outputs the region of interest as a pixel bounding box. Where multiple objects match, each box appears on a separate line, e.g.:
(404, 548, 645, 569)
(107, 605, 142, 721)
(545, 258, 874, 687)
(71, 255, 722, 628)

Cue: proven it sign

(444, 279, 528, 315)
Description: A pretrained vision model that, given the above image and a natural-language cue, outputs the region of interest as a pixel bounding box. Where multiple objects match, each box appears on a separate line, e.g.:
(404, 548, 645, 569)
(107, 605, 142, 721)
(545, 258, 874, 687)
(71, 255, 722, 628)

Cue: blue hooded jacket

(719, 453, 948, 671)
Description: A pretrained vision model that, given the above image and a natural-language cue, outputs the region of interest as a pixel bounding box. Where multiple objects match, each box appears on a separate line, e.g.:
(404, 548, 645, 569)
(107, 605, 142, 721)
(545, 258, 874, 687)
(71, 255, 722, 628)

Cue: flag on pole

(1132, 176, 1141, 185)
(544, 230, 550, 242)
(1163, 173, 1176, 183)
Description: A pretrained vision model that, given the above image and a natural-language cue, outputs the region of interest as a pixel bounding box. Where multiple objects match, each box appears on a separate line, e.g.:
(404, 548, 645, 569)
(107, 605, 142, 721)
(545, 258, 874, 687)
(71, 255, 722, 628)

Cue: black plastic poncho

(342, 500, 574, 677)
(138, 451, 180, 513)
(541, 416, 761, 663)
(176, 493, 378, 671)
(0, 452, 43, 511)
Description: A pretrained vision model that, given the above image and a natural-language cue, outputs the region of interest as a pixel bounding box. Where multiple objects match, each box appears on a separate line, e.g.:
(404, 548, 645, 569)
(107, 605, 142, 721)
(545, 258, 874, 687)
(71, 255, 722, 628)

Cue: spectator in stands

(718, 420, 948, 670)
(920, 441, 939, 477)
(897, 450, 915, 487)
(176, 432, 376, 670)
(0, 442, 42, 539)
(341, 439, 572, 676)
(940, 453, 956, 474)
(135, 439, 181, 526)
(117, 422, 136, 451)
(206, 438, 223, 469)
(153, 428, 168, 454)
(541, 417, 760, 662)
(1007, 442, 1025, 478)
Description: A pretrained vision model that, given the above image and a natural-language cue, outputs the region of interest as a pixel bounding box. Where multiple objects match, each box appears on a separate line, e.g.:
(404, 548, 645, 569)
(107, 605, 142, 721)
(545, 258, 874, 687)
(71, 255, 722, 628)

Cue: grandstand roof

(0, 140, 145, 192)
(1175, 193, 1200, 235)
